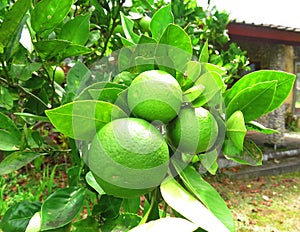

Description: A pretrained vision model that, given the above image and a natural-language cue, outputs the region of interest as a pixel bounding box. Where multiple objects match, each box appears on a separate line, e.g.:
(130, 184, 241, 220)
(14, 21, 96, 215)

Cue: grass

(0, 162, 68, 218)
(207, 172, 300, 232)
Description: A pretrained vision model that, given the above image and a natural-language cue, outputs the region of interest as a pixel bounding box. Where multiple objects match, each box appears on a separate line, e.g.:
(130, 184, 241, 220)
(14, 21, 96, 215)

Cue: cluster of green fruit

(88, 70, 219, 198)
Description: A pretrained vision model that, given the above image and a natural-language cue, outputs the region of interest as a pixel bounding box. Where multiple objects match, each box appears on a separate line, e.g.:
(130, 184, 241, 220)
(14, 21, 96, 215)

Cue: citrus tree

(0, 0, 296, 232)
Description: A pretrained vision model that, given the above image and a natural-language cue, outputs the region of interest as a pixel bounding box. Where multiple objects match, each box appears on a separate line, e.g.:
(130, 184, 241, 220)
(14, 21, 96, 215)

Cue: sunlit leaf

(41, 187, 86, 230)
(226, 111, 247, 150)
(0, 152, 45, 175)
(45, 100, 128, 140)
(160, 178, 230, 232)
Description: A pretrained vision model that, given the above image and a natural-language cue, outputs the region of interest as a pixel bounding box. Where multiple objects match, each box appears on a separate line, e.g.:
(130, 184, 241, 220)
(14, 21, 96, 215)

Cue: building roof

(228, 20, 300, 46)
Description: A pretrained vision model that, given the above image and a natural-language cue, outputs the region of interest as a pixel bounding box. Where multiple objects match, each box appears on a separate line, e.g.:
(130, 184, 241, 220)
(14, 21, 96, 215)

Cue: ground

(206, 172, 300, 232)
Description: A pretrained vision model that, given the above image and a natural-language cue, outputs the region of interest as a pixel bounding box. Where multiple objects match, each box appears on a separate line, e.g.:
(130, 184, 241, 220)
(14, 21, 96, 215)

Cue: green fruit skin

(127, 70, 183, 124)
(139, 16, 151, 32)
(88, 118, 169, 198)
(168, 107, 219, 154)
(52, 66, 65, 85)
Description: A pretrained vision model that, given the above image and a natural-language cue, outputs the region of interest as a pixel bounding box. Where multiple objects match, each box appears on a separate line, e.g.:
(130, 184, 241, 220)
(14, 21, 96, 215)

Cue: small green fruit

(139, 16, 151, 32)
(52, 66, 65, 85)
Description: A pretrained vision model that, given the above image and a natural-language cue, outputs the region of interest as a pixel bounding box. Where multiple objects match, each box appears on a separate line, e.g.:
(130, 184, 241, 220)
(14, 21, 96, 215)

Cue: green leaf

(31, 0, 73, 34)
(62, 61, 91, 103)
(25, 212, 41, 232)
(101, 213, 141, 232)
(45, 100, 128, 140)
(226, 81, 277, 122)
(199, 149, 219, 175)
(226, 111, 247, 150)
(0, 151, 45, 175)
(58, 13, 91, 45)
(0, 129, 21, 151)
(120, 12, 140, 44)
(85, 171, 105, 195)
(11, 62, 42, 81)
(14, 113, 50, 123)
(0, 112, 21, 140)
(179, 61, 202, 90)
(41, 187, 86, 230)
(222, 139, 263, 166)
(88, 88, 124, 103)
(184, 85, 204, 103)
(122, 198, 141, 214)
(0, 86, 14, 110)
(246, 121, 280, 134)
(192, 71, 225, 107)
(0, 0, 31, 48)
(72, 217, 99, 232)
(160, 178, 230, 232)
(225, 70, 296, 114)
(199, 41, 209, 62)
(129, 218, 198, 232)
(175, 164, 234, 232)
(200, 63, 226, 77)
(150, 4, 174, 40)
(34, 40, 90, 61)
(1, 202, 41, 232)
(93, 195, 122, 219)
(156, 24, 192, 71)
(75, 81, 127, 101)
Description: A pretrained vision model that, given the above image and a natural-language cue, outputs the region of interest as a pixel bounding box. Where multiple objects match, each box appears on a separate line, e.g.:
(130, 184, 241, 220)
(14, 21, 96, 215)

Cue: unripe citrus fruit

(52, 66, 65, 85)
(139, 16, 151, 32)
(167, 107, 218, 154)
(88, 118, 169, 198)
(127, 70, 182, 124)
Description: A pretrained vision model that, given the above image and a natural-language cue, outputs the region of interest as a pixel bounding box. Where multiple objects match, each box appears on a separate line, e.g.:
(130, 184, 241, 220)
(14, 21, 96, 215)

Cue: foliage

(0, 0, 295, 231)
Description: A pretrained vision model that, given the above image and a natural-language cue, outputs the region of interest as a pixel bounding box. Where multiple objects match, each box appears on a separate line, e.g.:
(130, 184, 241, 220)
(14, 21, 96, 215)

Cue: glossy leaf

(226, 111, 247, 150)
(75, 81, 127, 101)
(120, 12, 140, 44)
(41, 187, 86, 230)
(25, 212, 41, 232)
(199, 149, 219, 175)
(72, 217, 99, 232)
(88, 88, 124, 103)
(129, 217, 198, 232)
(59, 14, 91, 45)
(160, 178, 230, 232)
(184, 85, 204, 103)
(200, 63, 226, 77)
(180, 61, 202, 89)
(122, 198, 141, 214)
(222, 139, 263, 166)
(45, 100, 128, 140)
(63, 61, 91, 103)
(0, 0, 31, 48)
(34, 40, 90, 61)
(85, 171, 105, 195)
(150, 4, 174, 40)
(156, 24, 192, 71)
(1, 202, 41, 232)
(93, 195, 123, 219)
(199, 41, 209, 62)
(101, 213, 141, 232)
(0, 111, 21, 140)
(246, 121, 279, 134)
(0, 86, 14, 110)
(225, 70, 295, 113)
(226, 81, 277, 122)
(31, 0, 73, 34)
(0, 152, 45, 175)
(192, 71, 225, 107)
(11, 62, 42, 81)
(176, 164, 234, 231)
(0, 129, 20, 151)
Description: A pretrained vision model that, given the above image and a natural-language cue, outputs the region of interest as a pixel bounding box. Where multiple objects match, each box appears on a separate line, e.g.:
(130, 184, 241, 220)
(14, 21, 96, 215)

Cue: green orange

(52, 66, 65, 85)
(168, 107, 219, 154)
(88, 118, 169, 198)
(127, 70, 182, 124)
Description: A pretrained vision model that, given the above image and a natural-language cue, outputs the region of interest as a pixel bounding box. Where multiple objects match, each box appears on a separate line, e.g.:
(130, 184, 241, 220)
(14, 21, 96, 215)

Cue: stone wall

(234, 40, 295, 146)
